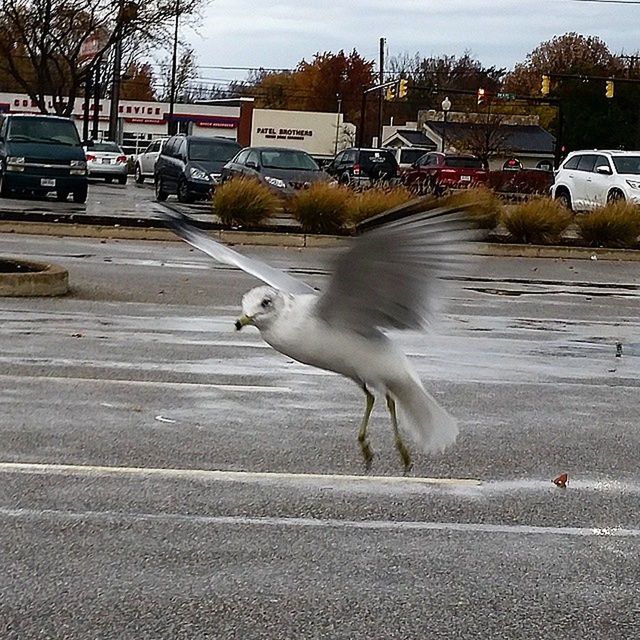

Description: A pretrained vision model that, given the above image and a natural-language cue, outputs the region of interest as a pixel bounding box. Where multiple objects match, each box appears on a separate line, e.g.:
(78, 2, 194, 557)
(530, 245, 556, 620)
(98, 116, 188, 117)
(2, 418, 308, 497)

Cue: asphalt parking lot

(1, 231, 639, 639)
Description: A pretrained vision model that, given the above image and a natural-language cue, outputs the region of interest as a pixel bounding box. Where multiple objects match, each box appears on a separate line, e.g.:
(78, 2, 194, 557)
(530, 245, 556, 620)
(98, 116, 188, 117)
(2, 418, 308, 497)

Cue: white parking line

(0, 374, 290, 393)
(0, 506, 637, 538)
(0, 461, 481, 487)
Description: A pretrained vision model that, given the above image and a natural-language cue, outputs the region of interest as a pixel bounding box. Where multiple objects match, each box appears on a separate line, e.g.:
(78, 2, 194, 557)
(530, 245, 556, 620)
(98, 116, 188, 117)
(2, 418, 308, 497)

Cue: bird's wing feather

(315, 201, 477, 335)
(160, 207, 315, 295)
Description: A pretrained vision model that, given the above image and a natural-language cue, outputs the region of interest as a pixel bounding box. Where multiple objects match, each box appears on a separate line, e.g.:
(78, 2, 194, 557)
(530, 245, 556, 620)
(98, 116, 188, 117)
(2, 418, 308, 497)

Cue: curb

(0, 220, 639, 261)
(0, 258, 69, 296)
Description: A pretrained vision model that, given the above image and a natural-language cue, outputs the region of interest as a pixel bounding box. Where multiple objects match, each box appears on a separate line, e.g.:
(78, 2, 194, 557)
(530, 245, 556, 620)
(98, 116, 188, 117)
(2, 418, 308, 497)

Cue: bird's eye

(261, 298, 271, 309)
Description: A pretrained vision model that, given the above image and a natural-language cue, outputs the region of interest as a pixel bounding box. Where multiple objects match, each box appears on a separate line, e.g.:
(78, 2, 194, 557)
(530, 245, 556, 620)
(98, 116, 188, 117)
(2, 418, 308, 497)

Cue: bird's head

(235, 286, 283, 331)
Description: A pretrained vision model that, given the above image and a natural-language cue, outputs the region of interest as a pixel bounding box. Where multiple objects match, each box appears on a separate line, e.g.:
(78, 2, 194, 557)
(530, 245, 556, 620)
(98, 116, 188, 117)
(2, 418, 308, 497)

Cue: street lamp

(441, 96, 451, 152)
(168, 0, 180, 135)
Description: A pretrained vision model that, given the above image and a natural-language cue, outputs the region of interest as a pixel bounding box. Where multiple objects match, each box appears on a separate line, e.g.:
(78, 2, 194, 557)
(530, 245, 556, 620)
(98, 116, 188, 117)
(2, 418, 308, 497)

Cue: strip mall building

(0, 93, 354, 159)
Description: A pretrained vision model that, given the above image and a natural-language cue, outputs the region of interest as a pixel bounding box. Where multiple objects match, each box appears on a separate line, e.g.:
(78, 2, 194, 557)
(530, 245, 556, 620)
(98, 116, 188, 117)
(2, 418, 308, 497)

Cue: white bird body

(255, 291, 458, 455)
(162, 201, 475, 470)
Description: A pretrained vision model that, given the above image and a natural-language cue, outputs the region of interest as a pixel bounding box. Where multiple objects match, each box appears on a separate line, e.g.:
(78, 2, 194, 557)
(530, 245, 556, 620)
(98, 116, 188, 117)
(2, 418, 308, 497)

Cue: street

(1, 231, 639, 639)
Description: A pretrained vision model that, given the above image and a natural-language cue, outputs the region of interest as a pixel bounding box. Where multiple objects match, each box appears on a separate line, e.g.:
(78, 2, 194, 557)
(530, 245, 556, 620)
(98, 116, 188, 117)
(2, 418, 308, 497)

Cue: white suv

(551, 150, 640, 210)
(134, 138, 168, 184)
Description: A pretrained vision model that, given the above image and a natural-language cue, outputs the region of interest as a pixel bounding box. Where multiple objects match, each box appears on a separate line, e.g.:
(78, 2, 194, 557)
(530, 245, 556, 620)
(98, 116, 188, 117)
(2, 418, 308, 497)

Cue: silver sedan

(85, 141, 128, 184)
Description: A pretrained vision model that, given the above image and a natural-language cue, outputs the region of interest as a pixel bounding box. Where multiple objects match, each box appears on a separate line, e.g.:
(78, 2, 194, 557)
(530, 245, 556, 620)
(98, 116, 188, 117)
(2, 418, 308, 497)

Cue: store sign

(256, 127, 314, 141)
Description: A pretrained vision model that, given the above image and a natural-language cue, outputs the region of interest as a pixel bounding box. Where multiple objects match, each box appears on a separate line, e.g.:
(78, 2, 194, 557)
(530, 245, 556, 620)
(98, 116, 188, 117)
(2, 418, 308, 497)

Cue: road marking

(0, 461, 481, 488)
(0, 506, 637, 538)
(0, 374, 290, 393)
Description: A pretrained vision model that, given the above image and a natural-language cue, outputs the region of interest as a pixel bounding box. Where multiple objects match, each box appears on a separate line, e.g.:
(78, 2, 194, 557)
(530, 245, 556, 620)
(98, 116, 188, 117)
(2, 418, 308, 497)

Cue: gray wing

(314, 201, 477, 335)
(160, 207, 315, 295)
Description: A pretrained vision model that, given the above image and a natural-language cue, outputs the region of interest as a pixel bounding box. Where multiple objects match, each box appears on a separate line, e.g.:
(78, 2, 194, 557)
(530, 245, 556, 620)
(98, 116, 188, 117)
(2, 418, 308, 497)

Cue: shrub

(575, 202, 640, 248)
(503, 198, 572, 244)
(290, 182, 352, 234)
(441, 187, 503, 229)
(348, 186, 414, 225)
(212, 178, 280, 227)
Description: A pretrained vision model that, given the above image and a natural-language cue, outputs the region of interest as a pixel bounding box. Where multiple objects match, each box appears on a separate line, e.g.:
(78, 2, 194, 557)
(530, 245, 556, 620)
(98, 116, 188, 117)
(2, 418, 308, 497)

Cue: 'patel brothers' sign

(256, 127, 313, 141)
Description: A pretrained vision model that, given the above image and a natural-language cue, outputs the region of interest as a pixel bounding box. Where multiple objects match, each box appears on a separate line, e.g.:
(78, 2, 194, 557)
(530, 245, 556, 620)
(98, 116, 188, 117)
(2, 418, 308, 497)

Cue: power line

(564, 0, 640, 4)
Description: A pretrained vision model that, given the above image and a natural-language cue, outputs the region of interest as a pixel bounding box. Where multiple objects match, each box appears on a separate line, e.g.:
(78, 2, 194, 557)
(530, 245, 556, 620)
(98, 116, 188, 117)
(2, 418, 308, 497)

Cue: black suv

(0, 113, 88, 202)
(154, 135, 241, 202)
(325, 147, 399, 185)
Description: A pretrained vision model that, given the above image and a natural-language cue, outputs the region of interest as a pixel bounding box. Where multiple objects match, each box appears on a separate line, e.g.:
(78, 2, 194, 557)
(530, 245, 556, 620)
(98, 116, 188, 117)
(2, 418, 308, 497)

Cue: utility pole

(168, 0, 180, 135)
(334, 94, 342, 154)
(92, 58, 101, 141)
(377, 37, 385, 147)
(108, 30, 123, 141)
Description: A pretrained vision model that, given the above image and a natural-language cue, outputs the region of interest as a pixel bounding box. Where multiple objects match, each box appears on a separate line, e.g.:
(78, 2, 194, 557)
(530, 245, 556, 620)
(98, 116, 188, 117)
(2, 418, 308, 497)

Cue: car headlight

(70, 160, 87, 175)
(6, 156, 25, 172)
(189, 167, 210, 181)
(265, 176, 286, 189)
(626, 179, 640, 190)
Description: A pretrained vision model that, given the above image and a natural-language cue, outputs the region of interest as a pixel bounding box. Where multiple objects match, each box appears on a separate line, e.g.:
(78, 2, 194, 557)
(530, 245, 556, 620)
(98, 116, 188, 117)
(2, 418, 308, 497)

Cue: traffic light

(606, 80, 614, 99)
(477, 87, 486, 106)
(397, 78, 408, 99)
(541, 75, 550, 96)
(385, 85, 396, 101)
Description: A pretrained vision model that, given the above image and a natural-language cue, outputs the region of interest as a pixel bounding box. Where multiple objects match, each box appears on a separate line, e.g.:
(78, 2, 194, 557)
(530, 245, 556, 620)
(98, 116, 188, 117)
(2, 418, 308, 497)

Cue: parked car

(134, 138, 167, 184)
(551, 150, 640, 210)
(222, 146, 328, 195)
(0, 113, 88, 202)
(385, 145, 435, 171)
(402, 151, 488, 194)
(488, 167, 554, 195)
(155, 135, 241, 202)
(85, 141, 128, 184)
(324, 147, 399, 185)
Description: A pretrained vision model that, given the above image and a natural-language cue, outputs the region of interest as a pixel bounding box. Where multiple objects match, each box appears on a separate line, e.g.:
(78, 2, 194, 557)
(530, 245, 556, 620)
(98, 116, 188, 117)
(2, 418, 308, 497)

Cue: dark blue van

(0, 114, 88, 203)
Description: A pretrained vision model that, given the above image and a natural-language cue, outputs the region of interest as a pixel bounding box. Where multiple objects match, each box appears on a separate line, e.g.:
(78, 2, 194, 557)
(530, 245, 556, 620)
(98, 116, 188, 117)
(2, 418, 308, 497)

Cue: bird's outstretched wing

(159, 207, 316, 295)
(314, 200, 477, 335)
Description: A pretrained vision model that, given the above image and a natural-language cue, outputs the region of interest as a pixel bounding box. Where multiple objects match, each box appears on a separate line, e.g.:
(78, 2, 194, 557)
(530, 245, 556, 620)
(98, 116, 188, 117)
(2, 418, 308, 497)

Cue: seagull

(161, 200, 476, 472)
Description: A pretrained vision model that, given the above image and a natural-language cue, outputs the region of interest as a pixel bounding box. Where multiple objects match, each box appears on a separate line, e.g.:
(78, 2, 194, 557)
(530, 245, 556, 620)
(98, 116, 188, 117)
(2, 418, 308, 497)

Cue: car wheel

(134, 164, 144, 184)
(118, 175, 127, 185)
(177, 179, 194, 203)
(56, 190, 69, 201)
(73, 186, 88, 204)
(607, 189, 625, 204)
(554, 189, 572, 211)
(0, 172, 11, 197)
(155, 177, 168, 202)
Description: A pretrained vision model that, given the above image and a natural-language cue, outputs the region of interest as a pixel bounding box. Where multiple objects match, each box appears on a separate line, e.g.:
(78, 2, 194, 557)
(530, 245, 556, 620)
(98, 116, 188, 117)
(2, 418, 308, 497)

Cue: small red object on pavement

(553, 473, 568, 488)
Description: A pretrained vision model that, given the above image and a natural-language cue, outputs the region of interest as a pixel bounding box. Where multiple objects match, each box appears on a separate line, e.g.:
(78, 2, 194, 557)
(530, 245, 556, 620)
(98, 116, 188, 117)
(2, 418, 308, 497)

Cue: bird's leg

(386, 395, 412, 474)
(358, 388, 375, 471)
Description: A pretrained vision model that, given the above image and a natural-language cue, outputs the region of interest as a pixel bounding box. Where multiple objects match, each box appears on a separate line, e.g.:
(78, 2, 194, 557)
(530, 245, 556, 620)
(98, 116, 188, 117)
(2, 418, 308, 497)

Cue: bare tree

(449, 113, 512, 168)
(0, 0, 206, 115)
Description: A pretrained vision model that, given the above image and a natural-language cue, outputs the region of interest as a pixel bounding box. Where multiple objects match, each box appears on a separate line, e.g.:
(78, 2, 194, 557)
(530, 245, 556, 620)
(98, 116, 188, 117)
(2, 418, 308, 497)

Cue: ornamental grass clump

(441, 187, 503, 230)
(290, 182, 352, 234)
(212, 177, 280, 227)
(503, 197, 572, 244)
(348, 186, 414, 225)
(575, 202, 640, 248)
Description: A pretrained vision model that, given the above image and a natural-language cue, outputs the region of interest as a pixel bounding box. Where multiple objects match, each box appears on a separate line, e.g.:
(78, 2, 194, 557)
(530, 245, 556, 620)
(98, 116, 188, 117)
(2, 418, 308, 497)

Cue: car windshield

(7, 117, 81, 146)
(360, 150, 396, 168)
(612, 156, 640, 175)
(399, 149, 430, 165)
(92, 142, 121, 153)
(260, 150, 319, 170)
(189, 140, 239, 162)
(445, 156, 484, 169)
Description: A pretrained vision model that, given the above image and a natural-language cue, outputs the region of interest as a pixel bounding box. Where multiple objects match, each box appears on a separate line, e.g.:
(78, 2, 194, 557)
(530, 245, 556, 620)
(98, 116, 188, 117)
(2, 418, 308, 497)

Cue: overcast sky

(180, 0, 640, 87)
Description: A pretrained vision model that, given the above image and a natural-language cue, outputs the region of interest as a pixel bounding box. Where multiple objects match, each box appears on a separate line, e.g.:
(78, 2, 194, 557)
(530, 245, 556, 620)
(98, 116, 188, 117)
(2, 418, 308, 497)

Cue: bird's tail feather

(390, 378, 458, 454)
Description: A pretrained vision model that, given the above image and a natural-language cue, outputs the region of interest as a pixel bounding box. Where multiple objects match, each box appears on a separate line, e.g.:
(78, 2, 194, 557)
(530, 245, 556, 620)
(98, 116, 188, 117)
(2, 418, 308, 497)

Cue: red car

(402, 151, 488, 194)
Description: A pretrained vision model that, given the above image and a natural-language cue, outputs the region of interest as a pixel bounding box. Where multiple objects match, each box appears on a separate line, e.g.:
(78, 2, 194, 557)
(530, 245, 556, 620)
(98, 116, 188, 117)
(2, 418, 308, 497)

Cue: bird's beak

(235, 314, 253, 331)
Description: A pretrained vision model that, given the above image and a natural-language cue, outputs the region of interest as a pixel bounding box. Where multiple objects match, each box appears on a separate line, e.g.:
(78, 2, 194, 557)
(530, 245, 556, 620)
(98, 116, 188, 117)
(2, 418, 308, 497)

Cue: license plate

(460, 175, 471, 182)
(40, 178, 56, 187)
(102, 158, 111, 164)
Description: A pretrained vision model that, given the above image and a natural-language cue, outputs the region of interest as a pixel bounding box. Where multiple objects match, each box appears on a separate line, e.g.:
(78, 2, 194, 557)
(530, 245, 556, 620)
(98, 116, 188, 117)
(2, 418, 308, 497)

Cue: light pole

(441, 96, 451, 152)
(168, 0, 180, 135)
(334, 94, 342, 155)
